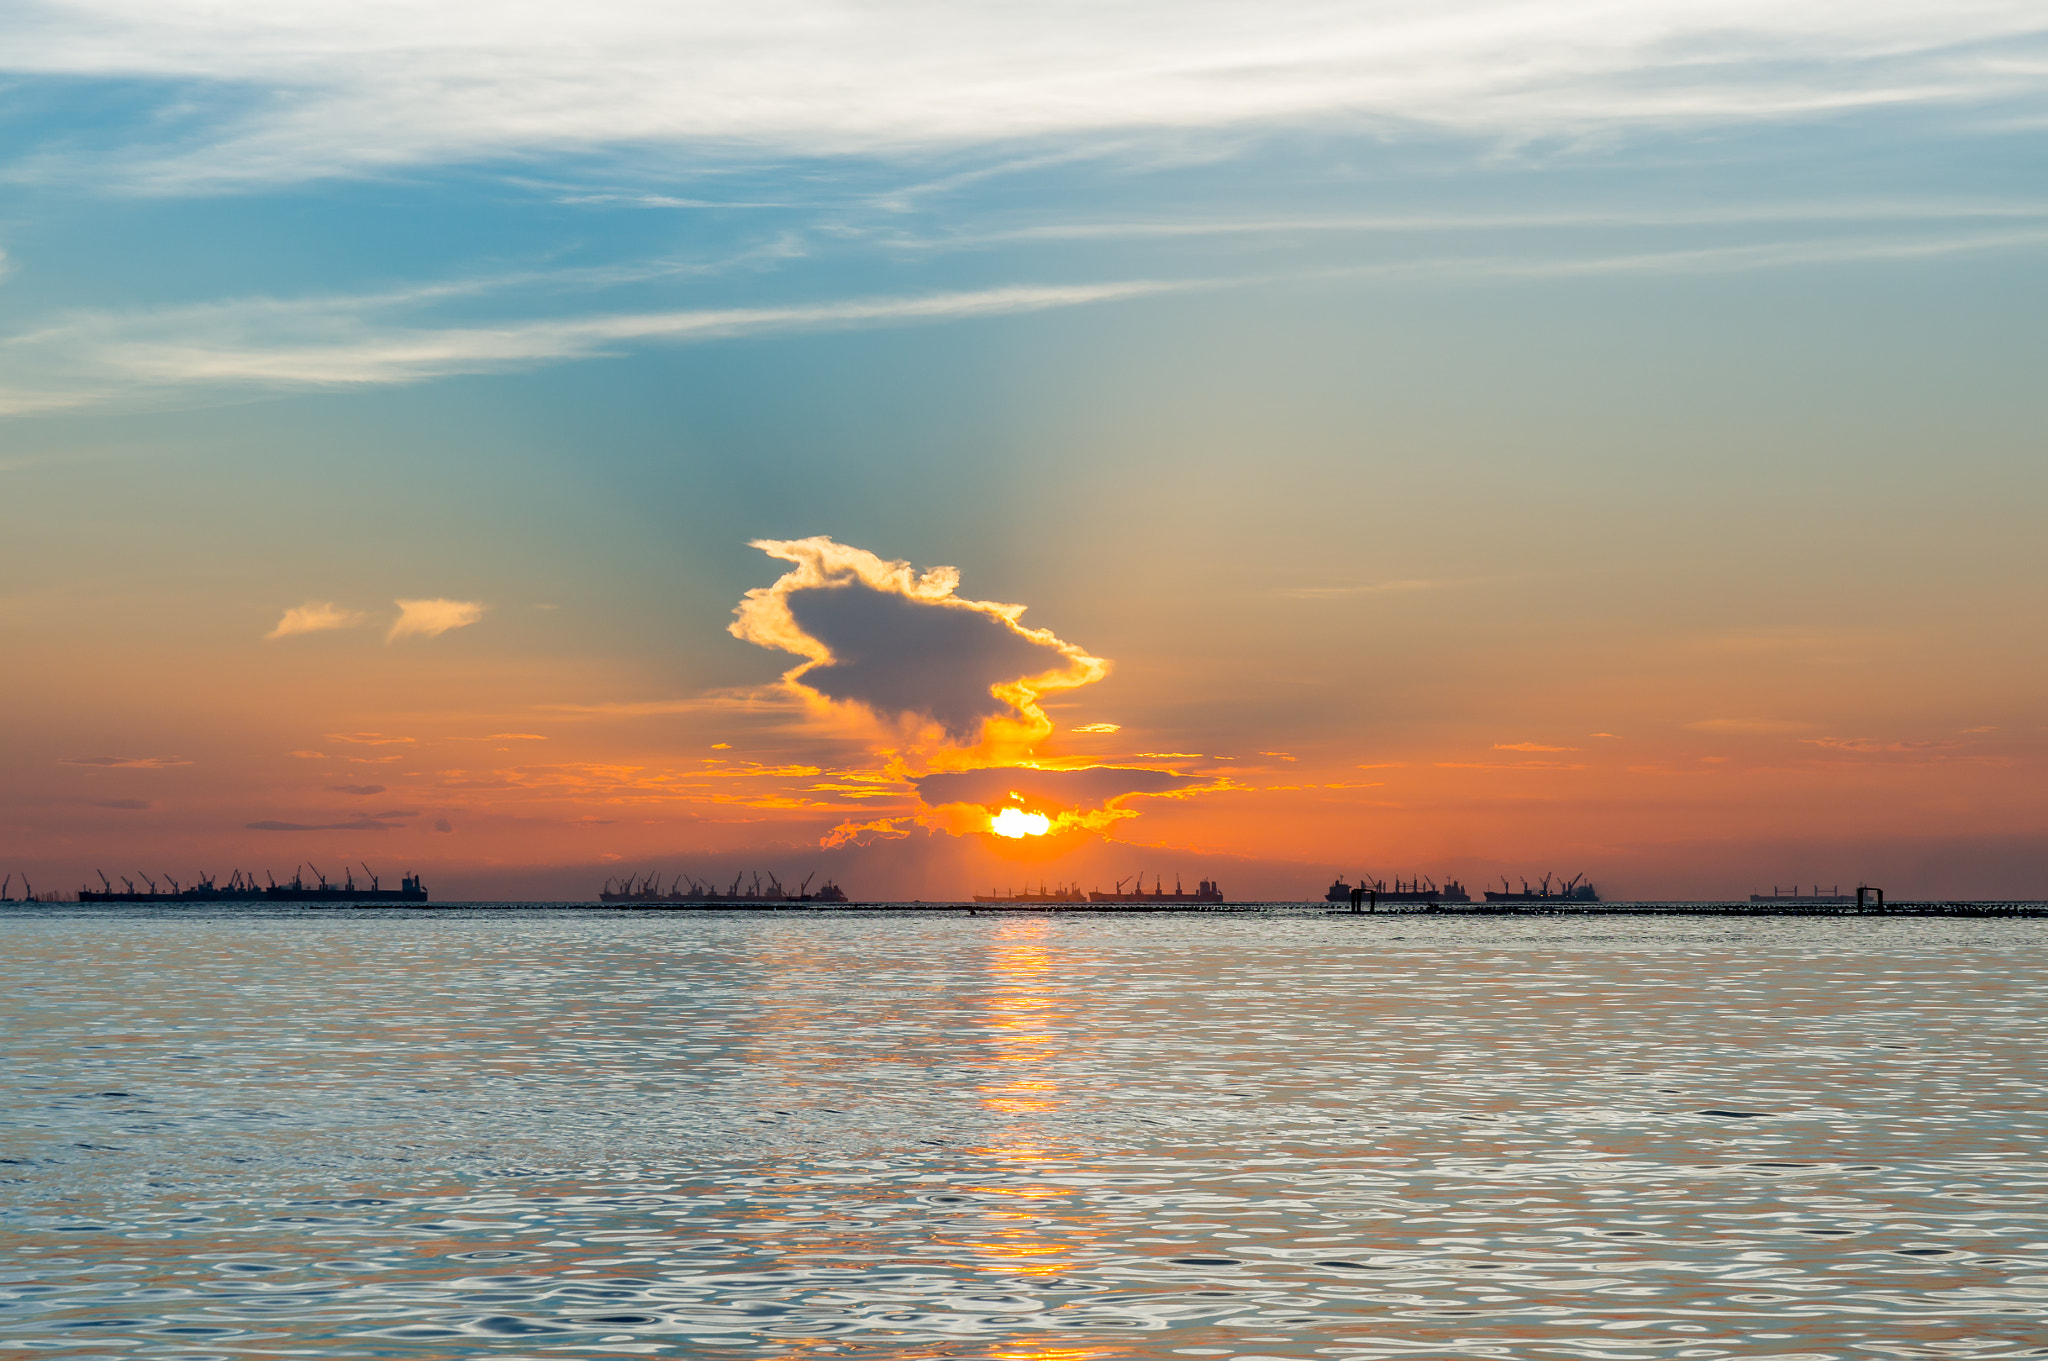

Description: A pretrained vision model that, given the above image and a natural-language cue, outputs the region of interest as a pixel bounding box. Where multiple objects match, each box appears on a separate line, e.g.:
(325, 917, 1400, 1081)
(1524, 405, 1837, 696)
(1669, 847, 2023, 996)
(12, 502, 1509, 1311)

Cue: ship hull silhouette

(77, 866, 426, 904)
(1482, 874, 1598, 903)
(1326, 876, 1471, 904)
(1085, 874, 1224, 904)
(974, 882, 1088, 904)
(598, 872, 847, 904)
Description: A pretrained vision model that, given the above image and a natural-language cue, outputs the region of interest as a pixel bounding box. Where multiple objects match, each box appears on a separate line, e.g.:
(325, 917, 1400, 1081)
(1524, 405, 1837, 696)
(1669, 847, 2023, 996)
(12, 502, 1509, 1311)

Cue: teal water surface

(4, 906, 2047, 1359)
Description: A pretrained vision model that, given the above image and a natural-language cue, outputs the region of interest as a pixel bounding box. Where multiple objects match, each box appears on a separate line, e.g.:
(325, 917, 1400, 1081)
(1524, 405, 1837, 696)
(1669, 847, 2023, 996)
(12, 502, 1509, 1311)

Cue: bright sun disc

(990, 807, 1052, 838)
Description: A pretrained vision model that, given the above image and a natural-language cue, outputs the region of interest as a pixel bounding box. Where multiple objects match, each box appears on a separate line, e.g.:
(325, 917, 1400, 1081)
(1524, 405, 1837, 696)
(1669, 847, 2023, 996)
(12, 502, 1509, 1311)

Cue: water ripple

(3, 907, 2046, 1357)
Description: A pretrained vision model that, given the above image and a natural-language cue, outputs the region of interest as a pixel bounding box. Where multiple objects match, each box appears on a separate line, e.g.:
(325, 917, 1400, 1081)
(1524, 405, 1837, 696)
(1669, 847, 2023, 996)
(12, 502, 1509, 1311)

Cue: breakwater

(17, 897, 2044, 916)
(957, 899, 2048, 917)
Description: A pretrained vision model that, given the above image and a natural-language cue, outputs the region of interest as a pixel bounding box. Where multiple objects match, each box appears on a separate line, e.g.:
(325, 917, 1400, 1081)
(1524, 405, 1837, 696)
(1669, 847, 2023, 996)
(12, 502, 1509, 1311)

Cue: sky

(2, 0, 2044, 901)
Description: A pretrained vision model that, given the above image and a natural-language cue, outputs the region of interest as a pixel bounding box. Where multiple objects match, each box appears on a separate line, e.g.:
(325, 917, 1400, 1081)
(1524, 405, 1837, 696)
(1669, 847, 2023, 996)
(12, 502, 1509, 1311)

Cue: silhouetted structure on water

(76, 864, 426, 903)
(974, 882, 1088, 903)
(1484, 873, 1598, 903)
(1326, 875, 1470, 904)
(1087, 873, 1223, 904)
(1751, 884, 1855, 904)
(598, 871, 847, 904)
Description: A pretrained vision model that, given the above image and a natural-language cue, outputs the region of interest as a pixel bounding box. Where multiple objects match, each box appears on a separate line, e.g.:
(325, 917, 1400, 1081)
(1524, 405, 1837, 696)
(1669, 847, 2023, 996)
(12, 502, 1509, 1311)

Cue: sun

(990, 807, 1052, 838)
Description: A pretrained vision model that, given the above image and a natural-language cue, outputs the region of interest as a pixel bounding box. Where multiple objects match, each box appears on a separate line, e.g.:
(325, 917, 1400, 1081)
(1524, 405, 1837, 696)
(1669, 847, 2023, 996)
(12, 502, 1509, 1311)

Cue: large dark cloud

(731, 536, 1104, 747)
(915, 766, 1203, 811)
(786, 584, 1066, 741)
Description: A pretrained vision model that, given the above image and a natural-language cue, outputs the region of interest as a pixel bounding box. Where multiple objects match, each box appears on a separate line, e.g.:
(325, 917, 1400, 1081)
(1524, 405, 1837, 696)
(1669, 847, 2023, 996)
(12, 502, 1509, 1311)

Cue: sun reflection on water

(969, 922, 1086, 1278)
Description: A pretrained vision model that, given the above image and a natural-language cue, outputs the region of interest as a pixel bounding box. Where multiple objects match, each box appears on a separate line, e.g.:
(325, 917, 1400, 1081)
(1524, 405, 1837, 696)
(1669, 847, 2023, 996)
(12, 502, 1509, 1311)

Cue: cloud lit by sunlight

(916, 764, 1221, 840)
(730, 536, 1105, 755)
(388, 597, 486, 641)
(264, 601, 365, 640)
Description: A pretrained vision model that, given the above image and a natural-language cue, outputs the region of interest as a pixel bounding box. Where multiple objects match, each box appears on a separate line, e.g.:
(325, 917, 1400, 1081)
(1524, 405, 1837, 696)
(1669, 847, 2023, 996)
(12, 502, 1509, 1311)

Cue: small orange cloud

(265, 601, 366, 640)
(388, 597, 486, 641)
(1072, 722, 1121, 733)
(821, 815, 918, 848)
(1495, 741, 1579, 752)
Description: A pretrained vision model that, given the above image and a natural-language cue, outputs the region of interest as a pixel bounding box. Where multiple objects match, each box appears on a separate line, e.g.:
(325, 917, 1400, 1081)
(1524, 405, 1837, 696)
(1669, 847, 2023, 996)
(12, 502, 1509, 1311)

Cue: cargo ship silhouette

(973, 881, 1088, 903)
(1750, 884, 1855, 904)
(1483, 873, 1599, 903)
(1325, 875, 1471, 904)
(1086, 873, 1224, 904)
(77, 864, 427, 903)
(598, 871, 848, 904)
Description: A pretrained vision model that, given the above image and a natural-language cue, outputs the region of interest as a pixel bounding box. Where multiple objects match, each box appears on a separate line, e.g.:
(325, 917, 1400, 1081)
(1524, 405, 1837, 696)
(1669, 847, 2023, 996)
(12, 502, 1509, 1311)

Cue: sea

(4, 904, 2046, 1360)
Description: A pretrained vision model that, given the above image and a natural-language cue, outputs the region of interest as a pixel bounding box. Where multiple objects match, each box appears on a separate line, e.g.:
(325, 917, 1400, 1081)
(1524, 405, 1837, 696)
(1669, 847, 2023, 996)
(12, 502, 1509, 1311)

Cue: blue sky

(2, 1, 2045, 898)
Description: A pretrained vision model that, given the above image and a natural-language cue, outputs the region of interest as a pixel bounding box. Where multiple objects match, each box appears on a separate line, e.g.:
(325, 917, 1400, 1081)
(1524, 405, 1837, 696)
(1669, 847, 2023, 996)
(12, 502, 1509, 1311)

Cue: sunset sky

(2, 1, 2044, 900)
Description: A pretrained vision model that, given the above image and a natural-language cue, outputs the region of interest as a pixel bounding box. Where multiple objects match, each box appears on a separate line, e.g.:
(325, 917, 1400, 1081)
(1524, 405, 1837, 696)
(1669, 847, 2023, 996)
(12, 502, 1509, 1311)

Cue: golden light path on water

(3, 904, 2047, 1359)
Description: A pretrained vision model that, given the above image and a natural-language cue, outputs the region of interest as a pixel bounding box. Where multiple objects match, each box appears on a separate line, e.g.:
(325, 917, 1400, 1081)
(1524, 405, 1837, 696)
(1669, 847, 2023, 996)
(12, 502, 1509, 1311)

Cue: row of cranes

(66, 862, 427, 903)
(88, 862, 390, 895)
(601, 870, 818, 901)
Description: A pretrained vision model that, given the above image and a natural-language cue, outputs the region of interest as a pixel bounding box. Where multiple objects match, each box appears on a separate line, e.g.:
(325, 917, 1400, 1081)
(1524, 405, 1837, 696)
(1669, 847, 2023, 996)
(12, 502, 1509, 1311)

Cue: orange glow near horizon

(990, 807, 1052, 838)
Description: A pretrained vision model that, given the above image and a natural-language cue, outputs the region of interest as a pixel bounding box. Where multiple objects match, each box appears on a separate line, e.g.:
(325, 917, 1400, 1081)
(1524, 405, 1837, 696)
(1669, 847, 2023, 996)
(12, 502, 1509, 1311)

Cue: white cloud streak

(1, 1, 2043, 187)
(895, 201, 2048, 250)
(0, 279, 1183, 414)
(3, 211, 2043, 416)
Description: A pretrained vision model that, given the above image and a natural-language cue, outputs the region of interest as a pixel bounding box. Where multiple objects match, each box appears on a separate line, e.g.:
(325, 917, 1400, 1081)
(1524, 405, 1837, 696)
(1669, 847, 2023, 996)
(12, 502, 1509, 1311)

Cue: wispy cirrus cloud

(246, 810, 417, 832)
(7, 220, 2044, 418)
(60, 754, 190, 768)
(3, 1, 2043, 189)
(0, 279, 1185, 416)
(904, 202, 2048, 251)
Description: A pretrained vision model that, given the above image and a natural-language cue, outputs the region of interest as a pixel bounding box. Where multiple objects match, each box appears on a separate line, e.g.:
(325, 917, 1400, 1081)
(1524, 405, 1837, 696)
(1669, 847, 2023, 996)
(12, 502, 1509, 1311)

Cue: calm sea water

(5, 906, 2047, 1360)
